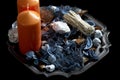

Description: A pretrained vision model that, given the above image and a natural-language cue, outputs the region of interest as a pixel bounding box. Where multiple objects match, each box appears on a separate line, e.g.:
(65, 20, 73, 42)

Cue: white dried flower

(8, 28, 18, 43)
(50, 21, 70, 34)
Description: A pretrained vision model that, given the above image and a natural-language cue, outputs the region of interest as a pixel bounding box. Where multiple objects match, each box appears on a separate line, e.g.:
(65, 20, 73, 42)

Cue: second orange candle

(17, 0, 40, 14)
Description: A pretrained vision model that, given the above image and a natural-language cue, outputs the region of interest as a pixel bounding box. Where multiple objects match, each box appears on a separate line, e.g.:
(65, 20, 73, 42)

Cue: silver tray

(7, 12, 111, 78)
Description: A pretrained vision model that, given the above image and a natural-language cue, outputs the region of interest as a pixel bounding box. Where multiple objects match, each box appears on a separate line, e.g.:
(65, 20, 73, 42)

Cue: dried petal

(50, 21, 70, 34)
(84, 37, 93, 49)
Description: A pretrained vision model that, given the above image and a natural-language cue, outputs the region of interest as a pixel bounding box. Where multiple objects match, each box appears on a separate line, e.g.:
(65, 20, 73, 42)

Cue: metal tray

(7, 12, 111, 78)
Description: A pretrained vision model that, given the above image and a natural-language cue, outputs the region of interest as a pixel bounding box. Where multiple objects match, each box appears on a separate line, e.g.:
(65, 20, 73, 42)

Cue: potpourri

(8, 5, 111, 77)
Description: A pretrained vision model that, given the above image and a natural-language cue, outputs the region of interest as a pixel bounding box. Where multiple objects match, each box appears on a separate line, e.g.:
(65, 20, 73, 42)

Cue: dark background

(0, 0, 116, 80)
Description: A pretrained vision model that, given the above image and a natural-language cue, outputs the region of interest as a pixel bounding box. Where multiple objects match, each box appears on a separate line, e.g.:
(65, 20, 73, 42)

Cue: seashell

(45, 64, 55, 72)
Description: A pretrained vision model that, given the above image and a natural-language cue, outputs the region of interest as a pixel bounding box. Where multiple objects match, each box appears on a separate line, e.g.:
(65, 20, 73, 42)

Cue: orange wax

(17, 10, 41, 54)
(17, 0, 40, 14)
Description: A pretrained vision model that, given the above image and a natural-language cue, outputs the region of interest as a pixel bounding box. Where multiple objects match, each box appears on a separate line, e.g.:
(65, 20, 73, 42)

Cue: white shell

(94, 30, 103, 38)
(41, 44, 49, 50)
(45, 64, 55, 72)
(93, 38, 101, 46)
(51, 21, 70, 34)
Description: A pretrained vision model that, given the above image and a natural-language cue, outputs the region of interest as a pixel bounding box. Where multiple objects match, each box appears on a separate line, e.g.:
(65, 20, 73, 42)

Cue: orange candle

(17, 0, 40, 14)
(17, 10, 41, 54)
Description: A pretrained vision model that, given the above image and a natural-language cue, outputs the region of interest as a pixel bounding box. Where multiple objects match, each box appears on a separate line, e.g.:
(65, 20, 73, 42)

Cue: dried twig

(63, 10, 95, 35)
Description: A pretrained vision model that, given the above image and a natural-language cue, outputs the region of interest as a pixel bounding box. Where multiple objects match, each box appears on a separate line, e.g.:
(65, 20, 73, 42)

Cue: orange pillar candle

(17, 0, 40, 14)
(17, 10, 41, 54)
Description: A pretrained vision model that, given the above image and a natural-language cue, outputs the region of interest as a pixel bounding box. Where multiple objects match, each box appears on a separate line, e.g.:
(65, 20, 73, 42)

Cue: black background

(0, 0, 116, 80)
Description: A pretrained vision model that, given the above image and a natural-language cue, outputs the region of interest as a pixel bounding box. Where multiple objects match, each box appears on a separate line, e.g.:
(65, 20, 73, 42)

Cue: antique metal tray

(7, 6, 111, 78)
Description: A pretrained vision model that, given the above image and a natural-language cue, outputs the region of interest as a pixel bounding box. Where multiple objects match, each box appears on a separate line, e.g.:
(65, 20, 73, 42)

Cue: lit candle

(17, 0, 40, 14)
(17, 10, 41, 54)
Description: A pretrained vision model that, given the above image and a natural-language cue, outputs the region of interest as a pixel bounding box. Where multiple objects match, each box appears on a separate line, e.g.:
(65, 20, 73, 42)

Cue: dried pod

(63, 10, 95, 35)
(40, 7, 54, 23)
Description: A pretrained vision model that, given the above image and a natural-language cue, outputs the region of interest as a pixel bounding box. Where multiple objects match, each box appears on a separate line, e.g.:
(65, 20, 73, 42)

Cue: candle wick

(27, 3, 29, 10)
